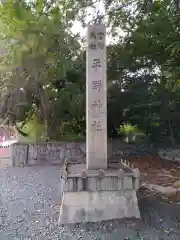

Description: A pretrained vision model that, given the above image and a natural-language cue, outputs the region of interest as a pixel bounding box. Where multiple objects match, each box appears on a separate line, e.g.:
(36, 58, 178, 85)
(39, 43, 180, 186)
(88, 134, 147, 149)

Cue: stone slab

(123, 176, 133, 189)
(64, 176, 124, 192)
(62, 163, 140, 192)
(67, 163, 134, 177)
(11, 142, 86, 167)
(58, 190, 140, 224)
(158, 148, 180, 162)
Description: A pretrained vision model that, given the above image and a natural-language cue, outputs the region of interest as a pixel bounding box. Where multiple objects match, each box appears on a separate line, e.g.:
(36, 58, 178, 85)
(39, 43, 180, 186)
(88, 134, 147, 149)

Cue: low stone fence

(11, 142, 86, 166)
(158, 148, 180, 162)
(11, 140, 156, 167)
(12, 141, 176, 167)
(10, 141, 118, 167)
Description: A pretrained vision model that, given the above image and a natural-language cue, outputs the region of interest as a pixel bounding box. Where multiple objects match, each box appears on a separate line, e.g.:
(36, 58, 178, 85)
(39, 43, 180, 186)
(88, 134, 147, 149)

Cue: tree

(104, 0, 180, 144)
(0, 0, 180, 144)
(0, 0, 82, 140)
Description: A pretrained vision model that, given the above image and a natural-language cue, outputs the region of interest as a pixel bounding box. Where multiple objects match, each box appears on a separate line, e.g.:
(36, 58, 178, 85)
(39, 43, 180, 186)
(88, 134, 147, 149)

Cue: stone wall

(158, 148, 180, 161)
(11, 142, 86, 166)
(11, 141, 117, 167)
(11, 140, 158, 167)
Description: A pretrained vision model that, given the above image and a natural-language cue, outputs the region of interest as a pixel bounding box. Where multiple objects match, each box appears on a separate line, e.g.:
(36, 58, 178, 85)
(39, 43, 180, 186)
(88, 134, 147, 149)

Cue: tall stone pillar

(86, 24, 107, 170)
(58, 23, 140, 225)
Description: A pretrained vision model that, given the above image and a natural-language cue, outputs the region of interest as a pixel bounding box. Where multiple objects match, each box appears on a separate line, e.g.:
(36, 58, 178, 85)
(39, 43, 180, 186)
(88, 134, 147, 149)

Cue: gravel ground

(0, 166, 180, 240)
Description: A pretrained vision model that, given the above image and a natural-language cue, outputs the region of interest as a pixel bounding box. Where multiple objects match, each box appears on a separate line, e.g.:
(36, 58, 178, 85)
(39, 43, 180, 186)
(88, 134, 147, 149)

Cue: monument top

(86, 23, 106, 37)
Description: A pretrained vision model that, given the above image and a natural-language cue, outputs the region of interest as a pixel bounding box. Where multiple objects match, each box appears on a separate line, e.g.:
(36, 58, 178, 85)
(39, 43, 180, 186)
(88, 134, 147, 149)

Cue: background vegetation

(0, 0, 179, 144)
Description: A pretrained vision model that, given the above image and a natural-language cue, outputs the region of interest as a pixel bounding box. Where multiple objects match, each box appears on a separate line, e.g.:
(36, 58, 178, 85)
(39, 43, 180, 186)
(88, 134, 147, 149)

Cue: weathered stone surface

(11, 142, 86, 167)
(64, 176, 137, 192)
(158, 148, 180, 162)
(63, 163, 138, 193)
(65, 176, 125, 192)
(12, 144, 28, 166)
(133, 168, 140, 190)
(123, 176, 133, 190)
(10, 140, 133, 167)
(59, 162, 140, 224)
(59, 190, 140, 224)
(67, 163, 134, 176)
(86, 24, 107, 170)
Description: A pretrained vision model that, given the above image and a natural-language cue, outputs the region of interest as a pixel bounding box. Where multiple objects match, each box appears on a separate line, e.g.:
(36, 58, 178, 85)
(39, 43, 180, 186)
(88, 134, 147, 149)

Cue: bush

(19, 114, 44, 142)
(120, 124, 146, 143)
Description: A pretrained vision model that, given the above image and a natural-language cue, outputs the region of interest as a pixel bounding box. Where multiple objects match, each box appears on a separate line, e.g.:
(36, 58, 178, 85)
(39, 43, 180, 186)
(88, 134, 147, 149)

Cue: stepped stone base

(58, 163, 140, 224)
(59, 190, 140, 224)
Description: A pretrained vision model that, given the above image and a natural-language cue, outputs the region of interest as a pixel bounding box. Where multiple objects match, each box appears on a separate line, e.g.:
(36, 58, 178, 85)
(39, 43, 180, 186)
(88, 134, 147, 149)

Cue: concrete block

(124, 191, 140, 218)
(123, 177, 133, 189)
(88, 177, 97, 191)
(67, 178, 74, 192)
(133, 168, 140, 178)
(11, 142, 86, 166)
(59, 190, 140, 224)
(98, 176, 110, 191)
(133, 168, 140, 190)
(64, 181, 69, 192)
(117, 178, 122, 190)
(117, 169, 124, 178)
(66, 175, 124, 192)
(77, 178, 83, 191)
(97, 176, 117, 191)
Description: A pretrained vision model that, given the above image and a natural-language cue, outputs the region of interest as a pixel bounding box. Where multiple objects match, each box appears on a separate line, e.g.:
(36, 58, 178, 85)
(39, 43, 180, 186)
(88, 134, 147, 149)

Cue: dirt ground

(127, 155, 180, 201)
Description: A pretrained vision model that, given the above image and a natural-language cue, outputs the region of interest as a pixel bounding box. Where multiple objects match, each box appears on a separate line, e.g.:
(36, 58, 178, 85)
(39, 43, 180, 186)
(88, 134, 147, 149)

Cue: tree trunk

(47, 123, 60, 140)
(168, 119, 175, 145)
(38, 84, 49, 141)
(39, 92, 60, 141)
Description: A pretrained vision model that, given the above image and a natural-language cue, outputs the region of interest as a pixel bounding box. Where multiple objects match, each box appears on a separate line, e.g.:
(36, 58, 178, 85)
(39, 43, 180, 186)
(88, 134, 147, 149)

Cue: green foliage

(0, 0, 83, 140)
(120, 124, 146, 143)
(19, 114, 43, 142)
(0, 0, 179, 144)
(120, 124, 140, 135)
(105, 0, 180, 144)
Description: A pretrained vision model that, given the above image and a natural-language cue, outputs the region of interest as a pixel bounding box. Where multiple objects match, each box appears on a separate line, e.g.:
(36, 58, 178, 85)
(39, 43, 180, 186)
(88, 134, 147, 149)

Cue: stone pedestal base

(59, 190, 140, 224)
(58, 163, 140, 225)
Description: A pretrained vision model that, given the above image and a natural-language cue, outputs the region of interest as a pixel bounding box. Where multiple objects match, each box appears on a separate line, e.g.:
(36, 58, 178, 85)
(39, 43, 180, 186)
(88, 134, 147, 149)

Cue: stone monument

(58, 23, 140, 224)
(86, 23, 107, 170)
